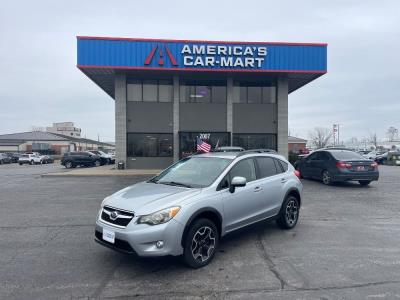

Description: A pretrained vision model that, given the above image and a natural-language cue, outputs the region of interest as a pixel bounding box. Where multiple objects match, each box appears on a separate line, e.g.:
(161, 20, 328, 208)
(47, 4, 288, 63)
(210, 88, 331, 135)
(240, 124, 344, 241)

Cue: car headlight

(137, 206, 181, 226)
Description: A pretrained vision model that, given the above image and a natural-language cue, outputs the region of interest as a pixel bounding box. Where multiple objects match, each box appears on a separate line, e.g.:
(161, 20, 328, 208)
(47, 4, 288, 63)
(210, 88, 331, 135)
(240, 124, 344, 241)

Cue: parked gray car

(95, 150, 303, 268)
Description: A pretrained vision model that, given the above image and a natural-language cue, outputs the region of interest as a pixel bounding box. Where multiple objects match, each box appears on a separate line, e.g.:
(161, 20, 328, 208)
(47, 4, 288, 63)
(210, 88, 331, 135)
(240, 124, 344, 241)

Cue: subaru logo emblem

(110, 211, 119, 220)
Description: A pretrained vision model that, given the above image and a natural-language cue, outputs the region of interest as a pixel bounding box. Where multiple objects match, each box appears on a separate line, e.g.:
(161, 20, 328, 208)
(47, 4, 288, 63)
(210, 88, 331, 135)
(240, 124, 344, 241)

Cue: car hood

(103, 182, 201, 215)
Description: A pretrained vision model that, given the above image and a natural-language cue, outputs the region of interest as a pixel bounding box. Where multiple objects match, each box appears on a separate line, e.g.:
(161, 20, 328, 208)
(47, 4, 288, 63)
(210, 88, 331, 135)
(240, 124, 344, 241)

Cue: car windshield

(150, 156, 232, 188)
(331, 151, 366, 160)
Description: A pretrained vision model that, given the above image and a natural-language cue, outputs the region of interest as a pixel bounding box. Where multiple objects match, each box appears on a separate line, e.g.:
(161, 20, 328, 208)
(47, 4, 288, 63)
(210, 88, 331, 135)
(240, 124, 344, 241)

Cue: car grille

(101, 206, 134, 228)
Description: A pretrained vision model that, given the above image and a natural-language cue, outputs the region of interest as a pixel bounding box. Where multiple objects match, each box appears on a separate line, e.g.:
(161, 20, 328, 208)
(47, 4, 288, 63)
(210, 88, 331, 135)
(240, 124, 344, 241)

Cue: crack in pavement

(254, 232, 286, 290)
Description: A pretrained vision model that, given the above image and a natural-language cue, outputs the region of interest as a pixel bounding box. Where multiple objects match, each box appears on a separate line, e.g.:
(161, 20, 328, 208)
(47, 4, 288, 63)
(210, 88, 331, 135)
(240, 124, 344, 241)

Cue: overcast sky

(1, 1, 399, 142)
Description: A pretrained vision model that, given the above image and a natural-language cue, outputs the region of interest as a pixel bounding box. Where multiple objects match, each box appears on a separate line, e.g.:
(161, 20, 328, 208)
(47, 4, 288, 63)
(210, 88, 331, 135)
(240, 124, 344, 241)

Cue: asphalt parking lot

(1, 163, 400, 299)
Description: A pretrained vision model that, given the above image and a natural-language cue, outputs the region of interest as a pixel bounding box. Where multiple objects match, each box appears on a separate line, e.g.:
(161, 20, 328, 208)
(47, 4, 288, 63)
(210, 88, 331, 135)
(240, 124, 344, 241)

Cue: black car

(297, 149, 379, 186)
(61, 151, 102, 168)
(5, 152, 21, 163)
(41, 155, 54, 164)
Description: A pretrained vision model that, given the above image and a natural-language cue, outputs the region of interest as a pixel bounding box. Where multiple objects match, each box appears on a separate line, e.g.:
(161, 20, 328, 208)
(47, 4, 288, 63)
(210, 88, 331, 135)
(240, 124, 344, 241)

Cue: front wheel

(322, 170, 332, 185)
(94, 160, 101, 167)
(277, 196, 300, 229)
(30, 160, 34, 165)
(65, 161, 73, 169)
(183, 219, 219, 269)
(359, 180, 371, 186)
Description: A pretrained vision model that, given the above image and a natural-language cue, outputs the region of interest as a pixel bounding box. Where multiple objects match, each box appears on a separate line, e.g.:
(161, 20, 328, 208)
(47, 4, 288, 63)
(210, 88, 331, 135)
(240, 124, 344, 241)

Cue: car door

(301, 152, 321, 179)
(219, 158, 267, 233)
(254, 157, 285, 217)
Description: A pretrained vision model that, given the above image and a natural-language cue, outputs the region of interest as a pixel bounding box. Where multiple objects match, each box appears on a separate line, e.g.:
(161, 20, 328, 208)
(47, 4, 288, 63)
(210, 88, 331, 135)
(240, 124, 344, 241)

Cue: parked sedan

(0, 153, 12, 164)
(297, 149, 379, 186)
(41, 155, 54, 164)
(7, 153, 22, 163)
(375, 152, 388, 165)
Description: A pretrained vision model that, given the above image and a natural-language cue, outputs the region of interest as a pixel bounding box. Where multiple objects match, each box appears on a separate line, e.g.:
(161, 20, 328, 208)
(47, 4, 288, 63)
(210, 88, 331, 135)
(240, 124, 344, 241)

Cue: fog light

(156, 240, 164, 249)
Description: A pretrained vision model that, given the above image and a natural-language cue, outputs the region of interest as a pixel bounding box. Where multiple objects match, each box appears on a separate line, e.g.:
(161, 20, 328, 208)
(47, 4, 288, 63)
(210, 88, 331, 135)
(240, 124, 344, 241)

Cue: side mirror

(229, 176, 247, 193)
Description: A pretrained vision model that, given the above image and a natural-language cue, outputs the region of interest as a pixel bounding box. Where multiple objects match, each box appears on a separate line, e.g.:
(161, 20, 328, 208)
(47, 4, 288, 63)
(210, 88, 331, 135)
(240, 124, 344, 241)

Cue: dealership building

(77, 36, 327, 169)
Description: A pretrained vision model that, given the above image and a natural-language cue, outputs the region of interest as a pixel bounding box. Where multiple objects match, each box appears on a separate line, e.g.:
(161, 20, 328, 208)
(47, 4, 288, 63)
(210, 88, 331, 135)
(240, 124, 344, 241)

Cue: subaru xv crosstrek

(95, 150, 303, 268)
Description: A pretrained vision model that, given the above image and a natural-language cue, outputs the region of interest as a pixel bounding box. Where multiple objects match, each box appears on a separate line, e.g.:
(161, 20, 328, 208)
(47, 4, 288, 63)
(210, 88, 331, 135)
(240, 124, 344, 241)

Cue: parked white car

(18, 154, 43, 165)
(90, 150, 115, 164)
(363, 151, 382, 160)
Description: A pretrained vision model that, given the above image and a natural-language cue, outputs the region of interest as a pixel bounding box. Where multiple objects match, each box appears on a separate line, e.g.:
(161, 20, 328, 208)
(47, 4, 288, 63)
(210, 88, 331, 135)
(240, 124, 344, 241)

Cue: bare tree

(387, 126, 398, 142)
(309, 127, 332, 149)
(369, 133, 378, 148)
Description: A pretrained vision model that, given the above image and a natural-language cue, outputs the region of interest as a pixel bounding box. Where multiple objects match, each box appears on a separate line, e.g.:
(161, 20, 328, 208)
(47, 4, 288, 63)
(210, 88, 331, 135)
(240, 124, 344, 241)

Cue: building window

(233, 133, 276, 150)
(127, 133, 173, 157)
(180, 81, 226, 103)
(179, 132, 230, 158)
(233, 82, 276, 104)
(142, 80, 158, 102)
(127, 80, 173, 102)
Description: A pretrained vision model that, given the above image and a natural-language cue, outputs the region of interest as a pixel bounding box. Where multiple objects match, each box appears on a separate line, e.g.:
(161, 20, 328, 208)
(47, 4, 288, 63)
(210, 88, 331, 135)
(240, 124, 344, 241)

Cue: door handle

(281, 178, 287, 183)
(254, 186, 263, 192)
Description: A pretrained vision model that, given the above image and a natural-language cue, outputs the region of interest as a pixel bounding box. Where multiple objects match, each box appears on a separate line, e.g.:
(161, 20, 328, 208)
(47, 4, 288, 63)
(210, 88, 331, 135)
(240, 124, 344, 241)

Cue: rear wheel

(65, 161, 73, 169)
(94, 160, 101, 167)
(277, 195, 300, 229)
(183, 218, 219, 269)
(359, 180, 371, 186)
(322, 170, 332, 185)
(30, 160, 34, 165)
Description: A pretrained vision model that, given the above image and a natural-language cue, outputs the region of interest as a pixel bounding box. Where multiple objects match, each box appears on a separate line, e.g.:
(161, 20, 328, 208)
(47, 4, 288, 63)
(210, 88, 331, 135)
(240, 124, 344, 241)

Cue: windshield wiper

(158, 181, 193, 188)
(147, 178, 159, 184)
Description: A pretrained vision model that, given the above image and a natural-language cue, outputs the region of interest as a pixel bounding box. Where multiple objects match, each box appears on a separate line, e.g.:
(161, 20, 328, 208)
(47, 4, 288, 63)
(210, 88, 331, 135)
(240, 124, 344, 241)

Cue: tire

(183, 218, 219, 269)
(94, 160, 101, 167)
(359, 180, 371, 186)
(30, 160, 34, 165)
(322, 170, 332, 185)
(65, 161, 73, 169)
(19, 163, 23, 166)
(107, 158, 111, 165)
(277, 195, 300, 230)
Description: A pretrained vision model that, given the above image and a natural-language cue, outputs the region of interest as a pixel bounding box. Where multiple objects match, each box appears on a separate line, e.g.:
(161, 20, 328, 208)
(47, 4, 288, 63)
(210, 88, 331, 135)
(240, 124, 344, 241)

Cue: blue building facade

(77, 36, 327, 168)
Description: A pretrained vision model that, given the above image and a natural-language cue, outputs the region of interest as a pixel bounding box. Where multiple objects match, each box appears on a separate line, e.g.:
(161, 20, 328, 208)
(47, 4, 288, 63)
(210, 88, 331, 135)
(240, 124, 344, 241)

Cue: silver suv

(95, 150, 303, 268)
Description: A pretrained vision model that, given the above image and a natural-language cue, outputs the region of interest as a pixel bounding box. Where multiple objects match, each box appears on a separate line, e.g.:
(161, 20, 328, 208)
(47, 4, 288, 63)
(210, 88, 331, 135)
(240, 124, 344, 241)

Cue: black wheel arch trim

(283, 187, 302, 208)
(180, 207, 223, 248)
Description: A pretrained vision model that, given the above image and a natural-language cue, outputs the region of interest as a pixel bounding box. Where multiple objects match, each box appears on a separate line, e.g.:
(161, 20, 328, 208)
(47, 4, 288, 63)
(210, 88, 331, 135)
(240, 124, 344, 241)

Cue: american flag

(197, 137, 211, 153)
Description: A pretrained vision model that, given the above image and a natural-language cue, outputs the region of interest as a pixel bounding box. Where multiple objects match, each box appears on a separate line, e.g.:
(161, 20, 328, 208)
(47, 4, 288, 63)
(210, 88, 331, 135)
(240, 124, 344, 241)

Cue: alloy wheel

(191, 226, 216, 263)
(322, 171, 331, 185)
(285, 199, 299, 226)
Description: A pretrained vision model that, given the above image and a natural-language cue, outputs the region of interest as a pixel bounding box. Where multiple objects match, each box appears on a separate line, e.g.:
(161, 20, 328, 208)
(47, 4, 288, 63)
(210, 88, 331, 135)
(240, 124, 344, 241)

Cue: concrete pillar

(226, 77, 233, 145)
(277, 78, 289, 158)
(115, 74, 127, 165)
(173, 76, 180, 162)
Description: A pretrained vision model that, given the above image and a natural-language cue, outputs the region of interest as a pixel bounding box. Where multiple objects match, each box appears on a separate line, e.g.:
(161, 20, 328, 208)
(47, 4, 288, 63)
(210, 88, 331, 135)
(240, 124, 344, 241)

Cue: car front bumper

(95, 215, 185, 257)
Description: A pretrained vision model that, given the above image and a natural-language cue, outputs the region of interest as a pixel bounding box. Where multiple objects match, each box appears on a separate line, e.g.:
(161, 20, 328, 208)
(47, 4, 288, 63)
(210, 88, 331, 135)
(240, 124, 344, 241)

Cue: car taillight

(294, 170, 301, 178)
(336, 161, 352, 169)
(371, 162, 378, 169)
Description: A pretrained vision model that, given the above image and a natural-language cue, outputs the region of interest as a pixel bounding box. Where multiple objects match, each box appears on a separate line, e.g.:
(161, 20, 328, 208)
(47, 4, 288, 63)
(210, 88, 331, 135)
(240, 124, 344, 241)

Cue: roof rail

(236, 149, 277, 157)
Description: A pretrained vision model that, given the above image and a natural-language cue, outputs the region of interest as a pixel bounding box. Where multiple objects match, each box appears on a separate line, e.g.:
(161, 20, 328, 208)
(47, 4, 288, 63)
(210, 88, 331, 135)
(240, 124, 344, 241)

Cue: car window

(218, 174, 230, 190)
(229, 158, 256, 182)
(255, 157, 278, 178)
(273, 159, 284, 174)
(330, 150, 365, 160)
(277, 160, 288, 171)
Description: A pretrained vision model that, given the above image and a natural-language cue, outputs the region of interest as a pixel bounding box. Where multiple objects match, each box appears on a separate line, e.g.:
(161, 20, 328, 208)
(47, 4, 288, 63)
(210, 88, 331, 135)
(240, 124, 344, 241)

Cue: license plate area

(355, 166, 366, 171)
(102, 229, 115, 244)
